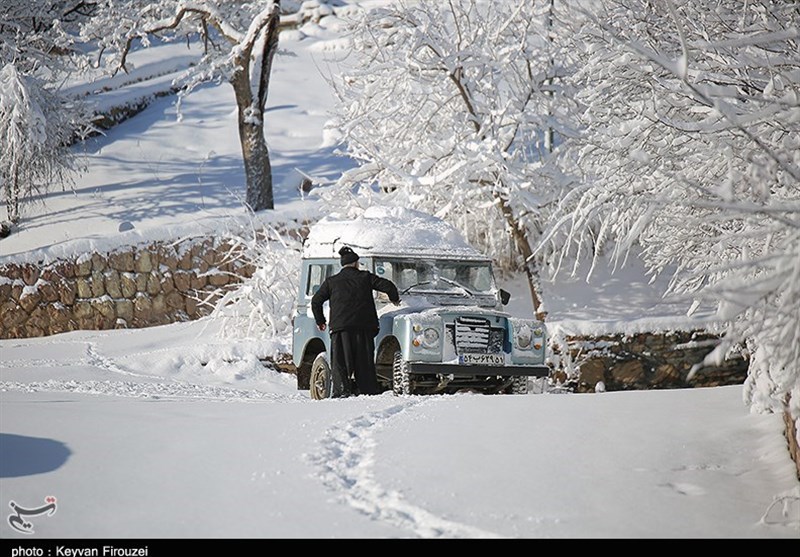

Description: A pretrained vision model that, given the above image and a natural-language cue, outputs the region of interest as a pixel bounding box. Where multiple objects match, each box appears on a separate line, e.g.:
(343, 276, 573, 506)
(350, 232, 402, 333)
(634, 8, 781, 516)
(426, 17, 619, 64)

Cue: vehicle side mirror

(499, 289, 511, 305)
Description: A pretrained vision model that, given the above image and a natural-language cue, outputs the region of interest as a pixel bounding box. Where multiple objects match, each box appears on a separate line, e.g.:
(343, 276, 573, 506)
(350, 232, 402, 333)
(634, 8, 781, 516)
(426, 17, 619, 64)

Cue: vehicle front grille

(449, 316, 503, 354)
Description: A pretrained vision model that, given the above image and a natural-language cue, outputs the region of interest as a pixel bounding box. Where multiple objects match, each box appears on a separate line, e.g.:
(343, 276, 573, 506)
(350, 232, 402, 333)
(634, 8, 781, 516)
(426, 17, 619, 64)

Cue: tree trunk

(495, 193, 547, 322)
(231, 60, 274, 212)
(6, 166, 20, 223)
(241, 116, 274, 212)
(452, 61, 547, 321)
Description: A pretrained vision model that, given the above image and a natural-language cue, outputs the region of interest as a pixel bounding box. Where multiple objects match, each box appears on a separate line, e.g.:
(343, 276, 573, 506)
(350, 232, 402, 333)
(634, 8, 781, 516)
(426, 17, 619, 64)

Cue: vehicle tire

(510, 376, 529, 395)
(310, 353, 331, 400)
(392, 351, 411, 396)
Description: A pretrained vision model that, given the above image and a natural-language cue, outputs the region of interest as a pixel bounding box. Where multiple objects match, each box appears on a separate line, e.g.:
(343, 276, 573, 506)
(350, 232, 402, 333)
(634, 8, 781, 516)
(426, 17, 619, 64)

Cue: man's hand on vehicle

(317, 323, 327, 331)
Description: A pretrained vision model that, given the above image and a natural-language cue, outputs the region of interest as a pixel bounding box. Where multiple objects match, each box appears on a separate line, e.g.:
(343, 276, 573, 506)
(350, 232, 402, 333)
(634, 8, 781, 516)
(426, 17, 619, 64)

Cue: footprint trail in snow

(308, 397, 503, 539)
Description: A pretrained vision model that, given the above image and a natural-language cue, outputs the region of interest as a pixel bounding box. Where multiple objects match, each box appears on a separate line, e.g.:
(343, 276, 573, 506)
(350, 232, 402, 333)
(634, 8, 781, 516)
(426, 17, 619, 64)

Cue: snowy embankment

(1, 36, 335, 263)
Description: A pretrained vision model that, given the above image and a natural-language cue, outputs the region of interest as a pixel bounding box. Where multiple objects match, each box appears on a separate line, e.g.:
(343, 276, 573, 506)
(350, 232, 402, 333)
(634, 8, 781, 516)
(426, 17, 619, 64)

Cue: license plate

(460, 353, 504, 366)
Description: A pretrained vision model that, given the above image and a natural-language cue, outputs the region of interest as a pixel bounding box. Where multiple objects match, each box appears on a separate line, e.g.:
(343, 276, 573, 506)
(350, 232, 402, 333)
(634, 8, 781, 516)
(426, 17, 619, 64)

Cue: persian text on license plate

(460, 353, 504, 366)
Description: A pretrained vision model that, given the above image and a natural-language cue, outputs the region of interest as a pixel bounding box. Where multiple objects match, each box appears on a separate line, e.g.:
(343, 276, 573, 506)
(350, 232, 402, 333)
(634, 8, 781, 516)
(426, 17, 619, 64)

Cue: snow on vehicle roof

(302, 206, 490, 261)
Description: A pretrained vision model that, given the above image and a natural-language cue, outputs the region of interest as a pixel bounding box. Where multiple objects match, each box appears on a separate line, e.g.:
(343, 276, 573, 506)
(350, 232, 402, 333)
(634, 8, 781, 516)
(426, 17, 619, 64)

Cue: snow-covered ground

(2, 336, 798, 538)
(1, 3, 798, 540)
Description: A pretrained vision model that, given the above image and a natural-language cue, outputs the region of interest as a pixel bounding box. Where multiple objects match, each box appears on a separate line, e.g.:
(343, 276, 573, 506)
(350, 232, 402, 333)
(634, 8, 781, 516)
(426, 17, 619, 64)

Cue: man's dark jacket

(311, 266, 400, 334)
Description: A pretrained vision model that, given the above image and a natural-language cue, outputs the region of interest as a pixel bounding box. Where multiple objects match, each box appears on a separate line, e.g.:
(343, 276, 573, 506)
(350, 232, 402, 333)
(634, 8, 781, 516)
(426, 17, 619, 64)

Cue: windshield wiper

(401, 281, 433, 294)
(438, 276, 475, 297)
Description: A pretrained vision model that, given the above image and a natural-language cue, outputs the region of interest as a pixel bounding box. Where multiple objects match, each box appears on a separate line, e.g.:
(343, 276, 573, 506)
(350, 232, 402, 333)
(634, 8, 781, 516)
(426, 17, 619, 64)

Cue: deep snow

(1, 1, 799, 540)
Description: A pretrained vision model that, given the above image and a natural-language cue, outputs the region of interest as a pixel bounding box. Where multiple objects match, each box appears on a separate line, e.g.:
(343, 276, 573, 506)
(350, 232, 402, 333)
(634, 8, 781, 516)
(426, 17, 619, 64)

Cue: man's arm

(371, 274, 400, 304)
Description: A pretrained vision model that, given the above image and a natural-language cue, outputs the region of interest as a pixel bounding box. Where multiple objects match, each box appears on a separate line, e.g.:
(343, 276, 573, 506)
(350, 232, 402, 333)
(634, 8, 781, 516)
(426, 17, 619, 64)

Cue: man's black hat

(339, 246, 359, 266)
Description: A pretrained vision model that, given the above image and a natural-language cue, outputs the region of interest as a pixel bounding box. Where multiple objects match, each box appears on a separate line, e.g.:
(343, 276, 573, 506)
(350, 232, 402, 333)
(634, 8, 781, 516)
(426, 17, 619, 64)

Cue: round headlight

(422, 327, 440, 348)
(516, 328, 532, 349)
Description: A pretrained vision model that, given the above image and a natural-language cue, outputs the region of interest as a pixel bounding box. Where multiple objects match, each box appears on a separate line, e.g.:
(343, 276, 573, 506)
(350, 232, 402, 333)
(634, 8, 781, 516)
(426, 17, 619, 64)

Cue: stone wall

(0, 236, 254, 339)
(553, 330, 750, 393)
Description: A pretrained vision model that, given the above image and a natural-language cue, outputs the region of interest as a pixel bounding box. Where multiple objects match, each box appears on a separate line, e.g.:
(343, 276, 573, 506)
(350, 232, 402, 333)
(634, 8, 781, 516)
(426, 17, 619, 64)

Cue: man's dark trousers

(329, 329, 380, 397)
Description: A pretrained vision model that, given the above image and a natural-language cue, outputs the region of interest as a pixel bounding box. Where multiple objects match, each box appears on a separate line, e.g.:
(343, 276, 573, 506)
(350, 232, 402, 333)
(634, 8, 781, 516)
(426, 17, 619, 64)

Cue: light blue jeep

(292, 207, 549, 398)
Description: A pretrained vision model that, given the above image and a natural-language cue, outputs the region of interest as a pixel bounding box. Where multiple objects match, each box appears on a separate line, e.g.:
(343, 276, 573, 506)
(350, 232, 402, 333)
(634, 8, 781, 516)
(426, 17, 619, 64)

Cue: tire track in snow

(2, 342, 307, 402)
(0, 357, 84, 369)
(308, 397, 503, 539)
(0, 379, 305, 402)
(0, 340, 151, 378)
(0, 338, 96, 370)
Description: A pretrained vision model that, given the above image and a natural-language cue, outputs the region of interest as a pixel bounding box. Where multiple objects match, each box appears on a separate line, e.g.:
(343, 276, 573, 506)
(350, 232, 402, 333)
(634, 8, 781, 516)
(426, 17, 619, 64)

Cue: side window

(306, 264, 333, 297)
(374, 260, 392, 281)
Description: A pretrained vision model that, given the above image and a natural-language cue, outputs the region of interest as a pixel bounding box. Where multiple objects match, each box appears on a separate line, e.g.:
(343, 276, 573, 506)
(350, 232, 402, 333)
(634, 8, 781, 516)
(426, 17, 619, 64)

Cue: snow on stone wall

(0, 236, 254, 339)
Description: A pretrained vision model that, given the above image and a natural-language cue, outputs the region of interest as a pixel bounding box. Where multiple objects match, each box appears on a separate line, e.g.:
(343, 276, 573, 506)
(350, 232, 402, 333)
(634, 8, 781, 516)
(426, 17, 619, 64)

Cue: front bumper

(408, 362, 550, 378)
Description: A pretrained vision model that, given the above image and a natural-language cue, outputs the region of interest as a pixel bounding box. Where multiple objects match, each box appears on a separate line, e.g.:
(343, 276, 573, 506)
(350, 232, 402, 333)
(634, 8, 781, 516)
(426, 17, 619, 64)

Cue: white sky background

(0, 2, 798, 540)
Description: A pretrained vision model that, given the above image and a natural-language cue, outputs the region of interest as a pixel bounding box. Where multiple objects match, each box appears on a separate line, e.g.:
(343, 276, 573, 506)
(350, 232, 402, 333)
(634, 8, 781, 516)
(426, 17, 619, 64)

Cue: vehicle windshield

(373, 258, 496, 296)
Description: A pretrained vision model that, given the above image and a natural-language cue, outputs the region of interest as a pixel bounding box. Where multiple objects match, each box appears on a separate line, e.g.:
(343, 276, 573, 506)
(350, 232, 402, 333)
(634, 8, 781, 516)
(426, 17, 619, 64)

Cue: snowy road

(1, 323, 798, 538)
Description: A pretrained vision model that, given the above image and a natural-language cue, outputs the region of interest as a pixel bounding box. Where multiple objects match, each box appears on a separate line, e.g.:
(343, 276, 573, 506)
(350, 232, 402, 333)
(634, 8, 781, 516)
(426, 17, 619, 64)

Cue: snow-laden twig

(538, 0, 800, 416)
(202, 216, 303, 350)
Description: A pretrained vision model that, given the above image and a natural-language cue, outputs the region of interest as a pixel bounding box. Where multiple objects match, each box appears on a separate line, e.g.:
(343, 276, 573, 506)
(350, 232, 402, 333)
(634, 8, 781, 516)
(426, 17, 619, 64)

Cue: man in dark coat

(311, 246, 400, 397)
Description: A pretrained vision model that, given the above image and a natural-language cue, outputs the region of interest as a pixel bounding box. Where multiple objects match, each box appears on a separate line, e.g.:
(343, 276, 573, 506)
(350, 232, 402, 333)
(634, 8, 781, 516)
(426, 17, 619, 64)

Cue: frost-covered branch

(0, 0, 88, 223)
(79, 0, 287, 212)
(205, 217, 302, 346)
(539, 0, 800, 417)
(320, 0, 573, 316)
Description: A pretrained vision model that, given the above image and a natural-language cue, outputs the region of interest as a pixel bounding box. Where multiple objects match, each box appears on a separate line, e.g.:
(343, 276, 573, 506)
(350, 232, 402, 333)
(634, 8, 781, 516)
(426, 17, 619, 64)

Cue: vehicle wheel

(392, 351, 411, 396)
(510, 376, 529, 395)
(310, 353, 330, 400)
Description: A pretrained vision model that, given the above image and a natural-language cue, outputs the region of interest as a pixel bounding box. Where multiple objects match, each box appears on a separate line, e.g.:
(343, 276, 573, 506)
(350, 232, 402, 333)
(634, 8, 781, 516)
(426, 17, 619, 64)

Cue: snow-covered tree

(0, 0, 88, 223)
(538, 0, 800, 419)
(205, 218, 301, 348)
(320, 0, 573, 318)
(78, 0, 285, 212)
(0, 65, 77, 223)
